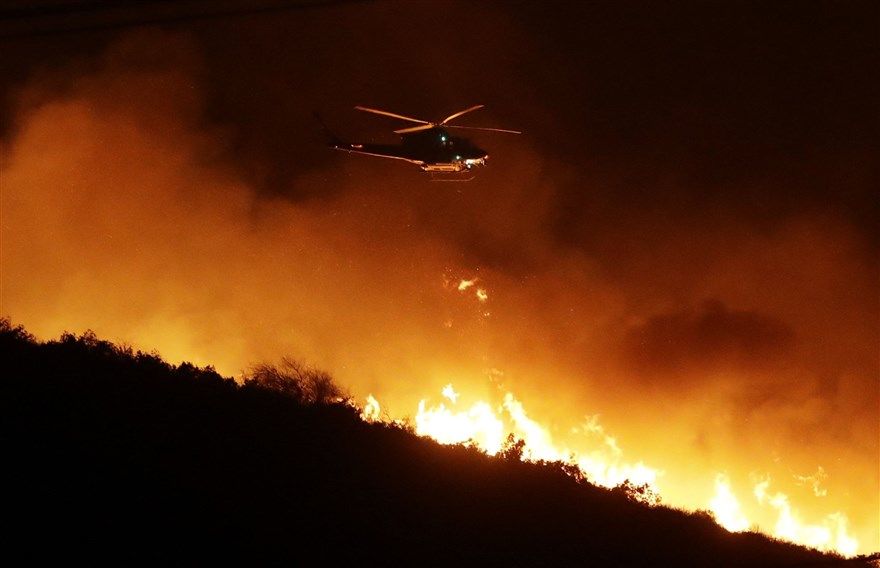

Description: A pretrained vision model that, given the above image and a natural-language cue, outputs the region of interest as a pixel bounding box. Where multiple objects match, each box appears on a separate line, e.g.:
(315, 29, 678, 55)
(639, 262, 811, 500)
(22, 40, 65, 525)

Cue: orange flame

(364, 388, 860, 556)
(409, 385, 659, 489)
(709, 474, 750, 532)
(753, 478, 859, 557)
(361, 394, 381, 422)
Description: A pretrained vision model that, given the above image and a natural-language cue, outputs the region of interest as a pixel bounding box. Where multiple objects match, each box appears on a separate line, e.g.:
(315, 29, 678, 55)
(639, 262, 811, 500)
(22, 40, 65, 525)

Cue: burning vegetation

(3, 322, 876, 566)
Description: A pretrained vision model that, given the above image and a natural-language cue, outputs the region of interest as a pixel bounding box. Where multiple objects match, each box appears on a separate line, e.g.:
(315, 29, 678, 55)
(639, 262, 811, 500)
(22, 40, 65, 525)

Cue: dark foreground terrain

(2, 321, 875, 566)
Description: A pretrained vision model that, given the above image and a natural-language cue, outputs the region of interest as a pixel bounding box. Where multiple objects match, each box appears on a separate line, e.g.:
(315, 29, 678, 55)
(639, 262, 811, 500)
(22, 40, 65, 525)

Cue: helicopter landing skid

(428, 172, 476, 182)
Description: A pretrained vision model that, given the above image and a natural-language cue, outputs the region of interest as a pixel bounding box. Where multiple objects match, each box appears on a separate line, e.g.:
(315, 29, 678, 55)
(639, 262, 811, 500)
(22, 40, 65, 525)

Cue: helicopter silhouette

(318, 105, 520, 180)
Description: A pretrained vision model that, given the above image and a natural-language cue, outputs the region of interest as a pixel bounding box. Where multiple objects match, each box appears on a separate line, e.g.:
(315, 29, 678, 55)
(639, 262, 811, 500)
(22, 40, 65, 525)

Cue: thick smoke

(2, 7, 877, 553)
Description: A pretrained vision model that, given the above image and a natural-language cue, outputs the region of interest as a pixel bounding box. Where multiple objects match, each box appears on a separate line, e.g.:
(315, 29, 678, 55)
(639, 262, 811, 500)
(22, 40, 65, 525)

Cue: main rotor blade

(394, 124, 437, 134)
(445, 125, 522, 134)
(440, 104, 485, 125)
(354, 105, 430, 125)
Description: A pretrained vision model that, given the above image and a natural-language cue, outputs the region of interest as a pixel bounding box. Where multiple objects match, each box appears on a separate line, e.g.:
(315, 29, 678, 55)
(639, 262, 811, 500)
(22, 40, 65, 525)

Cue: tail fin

(314, 112, 344, 147)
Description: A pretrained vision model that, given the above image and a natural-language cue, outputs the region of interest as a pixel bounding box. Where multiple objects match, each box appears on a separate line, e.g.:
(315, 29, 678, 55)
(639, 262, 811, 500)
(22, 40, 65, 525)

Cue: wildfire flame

(441, 383, 460, 403)
(411, 384, 658, 489)
(454, 278, 489, 304)
(361, 394, 381, 422)
(794, 466, 829, 498)
(709, 474, 750, 532)
(415, 396, 506, 454)
(363, 387, 859, 557)
(751, 478, 859, 556)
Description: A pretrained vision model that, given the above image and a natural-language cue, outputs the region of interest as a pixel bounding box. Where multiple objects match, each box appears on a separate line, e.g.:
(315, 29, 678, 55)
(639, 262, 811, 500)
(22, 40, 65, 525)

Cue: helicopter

(318, 105, 520, 180)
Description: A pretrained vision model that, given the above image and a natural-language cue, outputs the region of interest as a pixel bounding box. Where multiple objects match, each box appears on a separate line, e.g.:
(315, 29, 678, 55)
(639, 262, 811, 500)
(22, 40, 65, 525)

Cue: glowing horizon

(2, 26, 875, 557)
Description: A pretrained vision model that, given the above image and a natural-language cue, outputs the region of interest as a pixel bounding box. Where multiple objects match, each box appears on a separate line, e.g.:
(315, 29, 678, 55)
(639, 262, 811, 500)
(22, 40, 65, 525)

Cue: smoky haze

(1, 0, 877, 553)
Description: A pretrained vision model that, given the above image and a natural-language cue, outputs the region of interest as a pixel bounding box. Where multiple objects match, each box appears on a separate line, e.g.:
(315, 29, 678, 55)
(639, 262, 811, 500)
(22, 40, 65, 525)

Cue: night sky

(1, 0, 877, 554)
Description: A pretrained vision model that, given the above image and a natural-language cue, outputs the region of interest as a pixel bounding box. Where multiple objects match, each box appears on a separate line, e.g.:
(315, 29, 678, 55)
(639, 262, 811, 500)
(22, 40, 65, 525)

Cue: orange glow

(1, 33, 875, 557)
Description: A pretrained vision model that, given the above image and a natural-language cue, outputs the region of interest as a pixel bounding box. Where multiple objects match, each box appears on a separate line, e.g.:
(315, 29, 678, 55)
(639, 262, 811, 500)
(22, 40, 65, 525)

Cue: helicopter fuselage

(333, 127, 489, 172)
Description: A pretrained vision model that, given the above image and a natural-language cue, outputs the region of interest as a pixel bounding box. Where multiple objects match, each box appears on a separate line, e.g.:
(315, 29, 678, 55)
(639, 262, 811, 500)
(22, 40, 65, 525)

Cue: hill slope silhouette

(2, 320, 873, 566)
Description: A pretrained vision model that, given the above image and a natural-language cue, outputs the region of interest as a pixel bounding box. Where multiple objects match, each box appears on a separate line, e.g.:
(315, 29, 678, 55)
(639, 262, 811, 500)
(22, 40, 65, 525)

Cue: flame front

(412, 385, 658, 490)
(751, 478, 859, 557)
(709, 474, 750, 532)
(367, 387, 859, 556)
(361, 394, 381, 422)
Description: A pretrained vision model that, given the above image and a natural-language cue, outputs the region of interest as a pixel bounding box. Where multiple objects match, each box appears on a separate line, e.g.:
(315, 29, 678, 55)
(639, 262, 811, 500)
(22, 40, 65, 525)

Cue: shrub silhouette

(1, 319, 873, 566)
(613, 479, 662, 506)
(244, 357, 348, 404)
(500, 433, 527, 461)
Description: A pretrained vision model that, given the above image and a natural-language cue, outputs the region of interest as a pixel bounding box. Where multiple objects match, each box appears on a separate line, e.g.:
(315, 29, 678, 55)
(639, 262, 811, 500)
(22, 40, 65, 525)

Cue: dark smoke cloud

(623, 299, 795, 377)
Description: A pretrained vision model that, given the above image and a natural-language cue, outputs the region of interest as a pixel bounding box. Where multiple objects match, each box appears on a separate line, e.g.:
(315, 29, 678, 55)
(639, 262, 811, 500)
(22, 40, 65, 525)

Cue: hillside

(2, 320, 873, 566)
